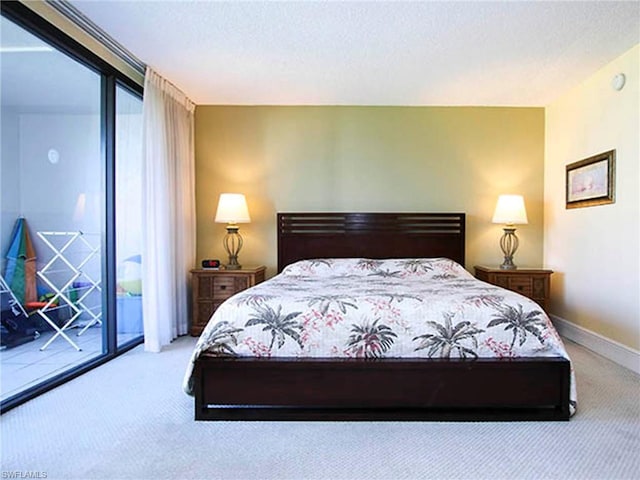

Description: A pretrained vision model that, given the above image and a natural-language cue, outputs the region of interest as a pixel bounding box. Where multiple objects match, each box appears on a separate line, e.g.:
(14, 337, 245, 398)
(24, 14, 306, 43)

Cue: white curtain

(141, 67, 196, 352)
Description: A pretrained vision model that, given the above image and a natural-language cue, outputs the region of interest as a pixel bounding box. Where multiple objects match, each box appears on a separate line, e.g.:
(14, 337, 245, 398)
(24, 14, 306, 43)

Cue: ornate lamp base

(499, 226, 519, 270)
(223, 224, 243, 270)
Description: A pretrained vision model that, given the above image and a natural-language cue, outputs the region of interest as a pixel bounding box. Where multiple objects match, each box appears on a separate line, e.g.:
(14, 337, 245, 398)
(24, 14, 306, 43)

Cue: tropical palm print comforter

(183, 258, 576, 413)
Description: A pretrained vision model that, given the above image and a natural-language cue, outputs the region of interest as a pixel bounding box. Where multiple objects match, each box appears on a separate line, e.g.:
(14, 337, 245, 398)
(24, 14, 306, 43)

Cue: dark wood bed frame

(193, 213, 571, 421)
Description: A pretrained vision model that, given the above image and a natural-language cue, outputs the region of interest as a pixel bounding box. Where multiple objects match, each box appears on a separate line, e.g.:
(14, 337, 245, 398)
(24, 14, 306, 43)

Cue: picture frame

(566, 150, 616, 209)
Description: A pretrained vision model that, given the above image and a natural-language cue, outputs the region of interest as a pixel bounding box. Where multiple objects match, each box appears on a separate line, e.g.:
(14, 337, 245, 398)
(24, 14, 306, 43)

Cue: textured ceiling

(69, 1, 639, 106)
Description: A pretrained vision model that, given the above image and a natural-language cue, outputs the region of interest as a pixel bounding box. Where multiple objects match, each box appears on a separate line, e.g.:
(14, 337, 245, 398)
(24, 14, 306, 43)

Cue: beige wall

(195, 106, 544, 276)
(544, 45, 639, 351)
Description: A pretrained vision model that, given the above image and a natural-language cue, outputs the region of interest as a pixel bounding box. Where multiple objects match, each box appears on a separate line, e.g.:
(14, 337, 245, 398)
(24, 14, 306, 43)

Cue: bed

(184, 212, 575, 421)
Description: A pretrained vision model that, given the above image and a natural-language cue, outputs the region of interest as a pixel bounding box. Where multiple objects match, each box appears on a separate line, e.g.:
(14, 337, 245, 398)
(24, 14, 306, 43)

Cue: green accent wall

(195, 106, 544, 276)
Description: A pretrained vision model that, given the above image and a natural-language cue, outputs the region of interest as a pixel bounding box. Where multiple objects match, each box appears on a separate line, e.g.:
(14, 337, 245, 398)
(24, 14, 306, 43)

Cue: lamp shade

(214, 193, 251, 224)
(492, 195, 528, 225)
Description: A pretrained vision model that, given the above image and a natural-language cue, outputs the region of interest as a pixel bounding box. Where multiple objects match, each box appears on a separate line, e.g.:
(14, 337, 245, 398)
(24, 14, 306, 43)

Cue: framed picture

(566, 150, 616, 209)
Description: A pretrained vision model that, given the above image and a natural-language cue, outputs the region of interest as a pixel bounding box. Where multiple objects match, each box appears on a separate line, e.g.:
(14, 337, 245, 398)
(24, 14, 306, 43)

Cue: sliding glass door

(0, 4, 143, 410)
(115, 85, 144, 346)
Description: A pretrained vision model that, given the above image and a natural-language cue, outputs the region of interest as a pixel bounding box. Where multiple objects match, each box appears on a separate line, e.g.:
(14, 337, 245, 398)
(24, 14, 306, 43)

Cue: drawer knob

(220, 285, 227, 290)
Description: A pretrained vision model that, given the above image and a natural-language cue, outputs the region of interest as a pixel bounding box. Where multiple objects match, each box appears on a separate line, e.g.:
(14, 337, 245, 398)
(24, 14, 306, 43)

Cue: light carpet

(1, 336, 638, 480)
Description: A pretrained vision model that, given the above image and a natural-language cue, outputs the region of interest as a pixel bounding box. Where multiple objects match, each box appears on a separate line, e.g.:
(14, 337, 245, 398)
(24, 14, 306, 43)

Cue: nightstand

(190, 266, 266, 336)
(474, 266, 553, 311)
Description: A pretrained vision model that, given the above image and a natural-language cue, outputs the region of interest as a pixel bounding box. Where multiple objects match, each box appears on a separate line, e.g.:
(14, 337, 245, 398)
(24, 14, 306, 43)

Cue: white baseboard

(550, 314, 640, 375)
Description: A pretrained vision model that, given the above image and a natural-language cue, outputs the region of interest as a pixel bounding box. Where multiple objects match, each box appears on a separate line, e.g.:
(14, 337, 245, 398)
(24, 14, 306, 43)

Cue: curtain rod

(44, 0, 146, 76)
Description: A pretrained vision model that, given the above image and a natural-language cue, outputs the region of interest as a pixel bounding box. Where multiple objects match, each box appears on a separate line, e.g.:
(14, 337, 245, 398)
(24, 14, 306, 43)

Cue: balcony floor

(1, 324, 140, 403)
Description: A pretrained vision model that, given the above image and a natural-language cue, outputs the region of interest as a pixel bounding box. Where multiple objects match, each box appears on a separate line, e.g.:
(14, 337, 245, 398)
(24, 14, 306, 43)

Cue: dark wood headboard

(277, 212, 465, 272)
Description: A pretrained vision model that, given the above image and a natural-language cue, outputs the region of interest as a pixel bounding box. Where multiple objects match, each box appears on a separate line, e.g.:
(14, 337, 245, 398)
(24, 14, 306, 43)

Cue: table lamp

(492, 194, 528, 270)
(214, 193, 251, 270)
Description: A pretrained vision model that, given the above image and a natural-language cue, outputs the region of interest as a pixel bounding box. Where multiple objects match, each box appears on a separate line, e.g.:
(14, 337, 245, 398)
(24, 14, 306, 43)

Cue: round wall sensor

(611, 73, 626, 91)
(47, 149, 60, 164)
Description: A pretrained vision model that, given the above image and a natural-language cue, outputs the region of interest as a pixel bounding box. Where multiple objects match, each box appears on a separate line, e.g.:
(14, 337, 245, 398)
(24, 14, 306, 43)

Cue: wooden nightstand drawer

(507, 277, 532, 296)
(474, 266, 553, 311)
(213, 277, 247, 300)
(190, 266, 266, 336)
